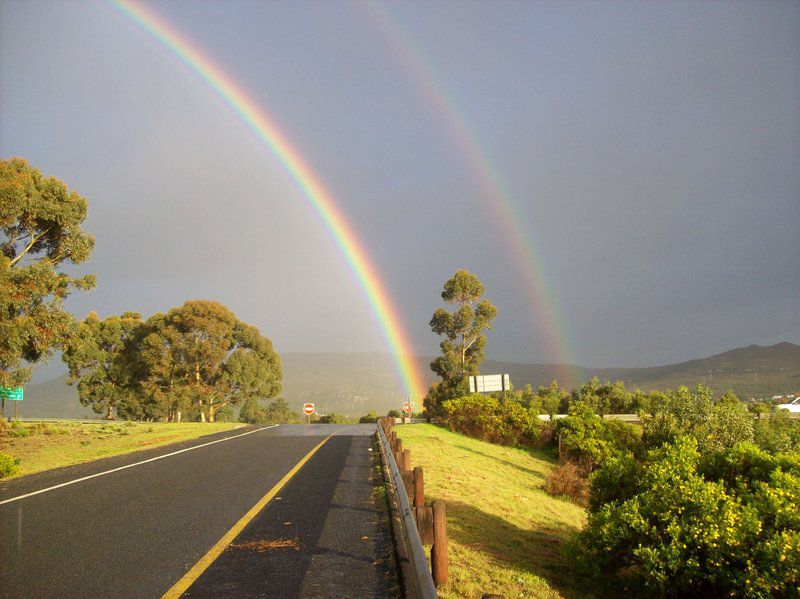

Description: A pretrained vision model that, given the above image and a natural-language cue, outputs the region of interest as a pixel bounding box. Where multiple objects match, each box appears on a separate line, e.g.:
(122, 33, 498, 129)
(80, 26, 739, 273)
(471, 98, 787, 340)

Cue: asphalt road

(0, 424, 399, 598)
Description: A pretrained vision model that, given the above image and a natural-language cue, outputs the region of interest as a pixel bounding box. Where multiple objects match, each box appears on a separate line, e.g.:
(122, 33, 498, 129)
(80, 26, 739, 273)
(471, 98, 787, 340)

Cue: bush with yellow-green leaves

(441, 393, 541, 446)
(575, 437, 800, 596)
(0, 450, 20, 478)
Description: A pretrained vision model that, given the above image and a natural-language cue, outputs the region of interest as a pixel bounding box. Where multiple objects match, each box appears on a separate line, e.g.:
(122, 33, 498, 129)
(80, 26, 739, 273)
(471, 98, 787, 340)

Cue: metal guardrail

(377, 425, 438, 599)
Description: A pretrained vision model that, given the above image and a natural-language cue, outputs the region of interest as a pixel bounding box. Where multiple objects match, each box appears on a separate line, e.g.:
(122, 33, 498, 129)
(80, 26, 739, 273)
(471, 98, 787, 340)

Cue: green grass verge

(396, 424, 587, 599)
(0, 420, 243, 479)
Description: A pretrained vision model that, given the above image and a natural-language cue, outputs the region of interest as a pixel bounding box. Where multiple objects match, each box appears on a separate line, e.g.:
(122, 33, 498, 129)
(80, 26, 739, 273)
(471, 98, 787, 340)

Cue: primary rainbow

(111, 0, 428, 401)
(366, 4, 580, 389)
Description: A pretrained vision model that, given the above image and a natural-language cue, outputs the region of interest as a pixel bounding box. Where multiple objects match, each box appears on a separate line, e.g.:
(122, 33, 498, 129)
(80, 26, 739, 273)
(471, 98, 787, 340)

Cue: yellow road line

(161, 433, 336, 598)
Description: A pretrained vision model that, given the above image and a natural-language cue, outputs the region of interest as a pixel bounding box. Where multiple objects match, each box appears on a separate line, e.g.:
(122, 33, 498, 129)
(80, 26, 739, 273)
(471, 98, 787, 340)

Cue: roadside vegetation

(423, 380, 800, 595)
(409, 386, 800, 596)
(398, 423, 586, 598)
(418, 385, 800, 597)
(0, 419, 241, 478)
(420, 270, 800, 596)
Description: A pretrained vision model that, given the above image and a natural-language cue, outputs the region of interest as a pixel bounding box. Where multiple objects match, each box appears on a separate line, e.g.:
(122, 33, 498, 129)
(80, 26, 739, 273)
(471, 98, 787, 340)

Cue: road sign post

(303, 402, 316, 424)
(402, 400, 415, 424)
(468, 374, 511, 394)
(0, 387, 23, 421)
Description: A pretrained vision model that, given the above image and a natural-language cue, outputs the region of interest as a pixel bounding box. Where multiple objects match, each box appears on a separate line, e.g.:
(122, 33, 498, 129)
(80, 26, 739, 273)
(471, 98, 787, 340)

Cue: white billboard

(468, 374, 511, 393)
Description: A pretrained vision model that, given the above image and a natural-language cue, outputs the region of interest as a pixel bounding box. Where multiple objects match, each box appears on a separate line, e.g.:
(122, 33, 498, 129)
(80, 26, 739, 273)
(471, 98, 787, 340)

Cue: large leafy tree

(128, 312, 191, 422)
(0, 158, 95, 387)
(62, 312, 144, 420)
(137, 300, 281, 422)
(426, 269, 496, 411)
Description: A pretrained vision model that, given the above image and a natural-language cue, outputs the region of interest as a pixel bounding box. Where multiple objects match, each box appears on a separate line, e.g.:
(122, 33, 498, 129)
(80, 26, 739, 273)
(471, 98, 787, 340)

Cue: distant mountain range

(9, 342, 799, 419)
(483, 341, 800, 401)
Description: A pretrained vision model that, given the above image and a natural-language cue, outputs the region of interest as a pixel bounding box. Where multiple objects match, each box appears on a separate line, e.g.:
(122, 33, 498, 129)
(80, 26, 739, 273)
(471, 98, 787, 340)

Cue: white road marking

(0, 425, 279, 506)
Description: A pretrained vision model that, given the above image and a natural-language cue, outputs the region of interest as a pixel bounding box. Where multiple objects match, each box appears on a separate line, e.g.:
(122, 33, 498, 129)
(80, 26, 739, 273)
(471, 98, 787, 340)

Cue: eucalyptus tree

(62, 312, 144, 420)
(137, 300, 281, 422)
(0, 158, 95, 387)
(427, 269, 496, 410)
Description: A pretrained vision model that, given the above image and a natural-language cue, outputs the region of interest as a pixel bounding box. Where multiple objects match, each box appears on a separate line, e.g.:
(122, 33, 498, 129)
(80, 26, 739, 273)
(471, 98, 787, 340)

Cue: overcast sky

(2, 0, 798, 369)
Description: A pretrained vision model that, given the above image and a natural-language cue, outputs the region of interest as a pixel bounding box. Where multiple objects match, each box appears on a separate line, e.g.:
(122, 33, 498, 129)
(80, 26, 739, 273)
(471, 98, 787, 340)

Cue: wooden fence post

(431, 501, 448, 587)
(415, 504, 434, 545)
(401, 449, 413, 498)
(413, 467, 424, 508)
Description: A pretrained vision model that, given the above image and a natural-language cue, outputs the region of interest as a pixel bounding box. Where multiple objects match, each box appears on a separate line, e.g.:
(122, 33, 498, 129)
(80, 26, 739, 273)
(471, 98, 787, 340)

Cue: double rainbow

(366, 4, 579, 389)
(111, 0, 428, 401)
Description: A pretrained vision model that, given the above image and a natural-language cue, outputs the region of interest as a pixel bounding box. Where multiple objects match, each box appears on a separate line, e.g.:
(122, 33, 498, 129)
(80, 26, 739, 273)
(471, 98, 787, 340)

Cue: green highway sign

(0, 387, 23, 401)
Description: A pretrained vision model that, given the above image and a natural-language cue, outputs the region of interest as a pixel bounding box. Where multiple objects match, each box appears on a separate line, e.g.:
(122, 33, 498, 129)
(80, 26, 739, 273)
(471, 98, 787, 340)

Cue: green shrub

(754, 410, 800, 453)
(0, 451, 20, 478)
(359, 410, 378, 424)
(554, 404, 640, 472)
(576, 437, 800, 596)
(747, 401, 773, 416)
(318, 412, 351, 424)
(442, 394, 540, 446)
(9, 421, 30, 437)
(576, 438, 760, 594)
(640, 386, 753, 453)
(588, 453, 643, 511)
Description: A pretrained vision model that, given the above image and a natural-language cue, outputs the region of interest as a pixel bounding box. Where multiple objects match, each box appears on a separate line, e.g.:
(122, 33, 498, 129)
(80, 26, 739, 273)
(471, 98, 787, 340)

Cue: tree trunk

(105, 402, 114, 420)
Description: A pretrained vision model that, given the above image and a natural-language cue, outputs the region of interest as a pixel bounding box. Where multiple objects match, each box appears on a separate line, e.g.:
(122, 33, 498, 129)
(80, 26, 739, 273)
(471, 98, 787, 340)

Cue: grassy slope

(0, 421, 242, 478)
(397, 424, 587, 599)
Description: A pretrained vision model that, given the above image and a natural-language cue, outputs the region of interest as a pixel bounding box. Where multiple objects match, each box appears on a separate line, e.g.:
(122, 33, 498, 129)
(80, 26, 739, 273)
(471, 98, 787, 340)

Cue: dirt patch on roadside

(135, 435, 179, 446)
(228, 539, 301, 552)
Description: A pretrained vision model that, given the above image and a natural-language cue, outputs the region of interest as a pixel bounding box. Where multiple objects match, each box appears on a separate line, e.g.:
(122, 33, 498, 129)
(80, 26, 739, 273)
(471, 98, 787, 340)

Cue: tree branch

(8, 228, 51, 267)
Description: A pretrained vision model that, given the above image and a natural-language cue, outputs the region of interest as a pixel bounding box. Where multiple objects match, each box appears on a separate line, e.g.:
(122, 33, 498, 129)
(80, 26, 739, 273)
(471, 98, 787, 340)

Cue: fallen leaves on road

(228, 539, 300, 552)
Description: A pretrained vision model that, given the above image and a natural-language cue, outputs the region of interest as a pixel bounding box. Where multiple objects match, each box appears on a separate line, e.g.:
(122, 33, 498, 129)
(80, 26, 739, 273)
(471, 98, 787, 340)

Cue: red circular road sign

(402, 401, 415, 414)
(303, 403, 316, 416)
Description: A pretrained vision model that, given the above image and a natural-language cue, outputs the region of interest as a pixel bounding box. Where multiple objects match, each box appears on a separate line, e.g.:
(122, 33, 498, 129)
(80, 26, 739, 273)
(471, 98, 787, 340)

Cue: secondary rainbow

(366, 4, 580, 388)
(111, 0, 428, 401)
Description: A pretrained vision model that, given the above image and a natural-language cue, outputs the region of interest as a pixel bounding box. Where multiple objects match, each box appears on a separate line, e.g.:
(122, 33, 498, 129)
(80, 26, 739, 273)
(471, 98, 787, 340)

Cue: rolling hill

(483, 341, 800, 400)
(12, 342, 799, 418)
